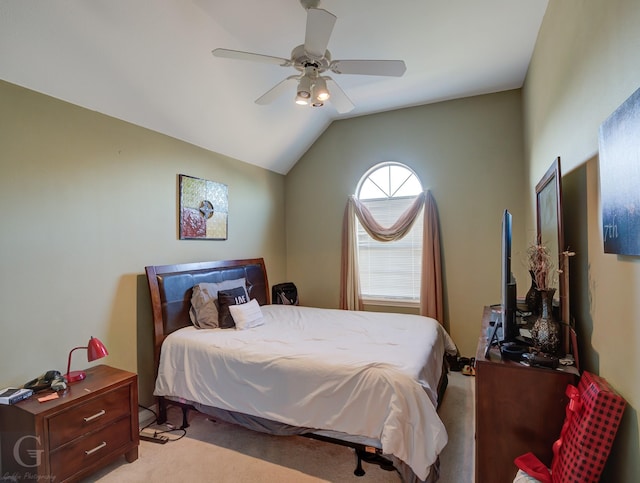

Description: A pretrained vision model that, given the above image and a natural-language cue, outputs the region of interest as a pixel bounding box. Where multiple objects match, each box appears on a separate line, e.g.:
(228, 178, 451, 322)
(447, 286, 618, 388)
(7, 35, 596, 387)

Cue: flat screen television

(499, 209, 518, 343)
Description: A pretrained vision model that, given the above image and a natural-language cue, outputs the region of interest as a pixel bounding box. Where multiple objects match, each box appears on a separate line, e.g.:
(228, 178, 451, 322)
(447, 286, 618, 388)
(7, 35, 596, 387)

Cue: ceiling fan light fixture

(313, 76, 330, 102)
(295, 93, 310, 105)
(296, 74, 313, 100)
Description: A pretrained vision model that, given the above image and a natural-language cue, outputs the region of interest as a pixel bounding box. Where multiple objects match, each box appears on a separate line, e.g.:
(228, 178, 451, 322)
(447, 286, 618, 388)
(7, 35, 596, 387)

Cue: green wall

(523, 0, 640, 480)
(285, 90, 527, 357)
(0, 80, 286, 405)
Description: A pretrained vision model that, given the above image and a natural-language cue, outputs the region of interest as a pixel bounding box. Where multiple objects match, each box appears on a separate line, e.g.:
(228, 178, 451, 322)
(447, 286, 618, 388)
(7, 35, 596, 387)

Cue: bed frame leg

(354, 450, 366, 477)
(355, 448, 396, 475)
(181, 406, 190, 429)
(157, 397, 168, 424)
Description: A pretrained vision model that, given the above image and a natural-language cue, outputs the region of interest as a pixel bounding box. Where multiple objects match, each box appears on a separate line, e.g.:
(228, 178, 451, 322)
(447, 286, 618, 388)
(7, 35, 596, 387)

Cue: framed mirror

(535, 156, 569, 353)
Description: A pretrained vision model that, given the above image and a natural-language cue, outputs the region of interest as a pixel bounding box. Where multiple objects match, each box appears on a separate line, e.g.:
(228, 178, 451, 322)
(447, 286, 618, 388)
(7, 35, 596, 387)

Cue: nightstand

(0, 364, 139, 482)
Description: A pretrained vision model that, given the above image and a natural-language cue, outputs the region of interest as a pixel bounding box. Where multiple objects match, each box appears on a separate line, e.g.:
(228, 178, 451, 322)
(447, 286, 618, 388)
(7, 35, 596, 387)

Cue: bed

(145, 258, 457, 482)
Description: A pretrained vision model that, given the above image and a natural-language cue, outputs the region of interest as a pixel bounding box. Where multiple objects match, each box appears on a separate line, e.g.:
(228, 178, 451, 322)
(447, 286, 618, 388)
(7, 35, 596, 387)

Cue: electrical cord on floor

(138, 403, 187, 442)
(138, 404, 157, 427)
(151, 426, 187, 441)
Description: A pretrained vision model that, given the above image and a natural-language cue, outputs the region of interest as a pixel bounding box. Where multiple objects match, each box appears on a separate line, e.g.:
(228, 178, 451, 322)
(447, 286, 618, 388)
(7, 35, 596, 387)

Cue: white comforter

(155, 305, 457, 480)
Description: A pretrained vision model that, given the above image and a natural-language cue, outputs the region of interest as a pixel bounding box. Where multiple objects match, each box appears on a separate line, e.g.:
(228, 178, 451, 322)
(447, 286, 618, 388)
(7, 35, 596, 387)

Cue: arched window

(355, 162, 423, 303)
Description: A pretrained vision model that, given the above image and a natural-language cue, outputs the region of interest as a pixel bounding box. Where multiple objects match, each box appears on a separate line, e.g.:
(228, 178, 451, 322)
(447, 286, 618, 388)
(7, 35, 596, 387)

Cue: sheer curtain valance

(340, 190, 443, 323)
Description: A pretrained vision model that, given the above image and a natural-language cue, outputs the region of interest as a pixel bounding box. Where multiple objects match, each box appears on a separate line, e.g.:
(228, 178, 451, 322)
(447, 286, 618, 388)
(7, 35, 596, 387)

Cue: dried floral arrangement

(527, 242, 556, 290)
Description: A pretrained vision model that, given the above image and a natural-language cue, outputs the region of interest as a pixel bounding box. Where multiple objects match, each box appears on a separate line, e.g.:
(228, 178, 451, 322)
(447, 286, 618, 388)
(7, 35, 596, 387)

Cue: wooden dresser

(475, 306, 577, 483)
(0, 364, 139, 482)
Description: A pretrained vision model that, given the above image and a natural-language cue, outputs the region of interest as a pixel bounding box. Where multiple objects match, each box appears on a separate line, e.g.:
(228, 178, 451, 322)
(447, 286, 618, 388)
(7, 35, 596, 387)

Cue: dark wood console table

(475, 306, 577, 483)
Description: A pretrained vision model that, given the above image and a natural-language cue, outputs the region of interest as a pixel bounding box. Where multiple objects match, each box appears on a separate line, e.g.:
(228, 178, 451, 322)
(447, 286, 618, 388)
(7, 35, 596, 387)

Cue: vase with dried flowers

(527, 242, 561, 354)
(524, 269, 541, 315)
(527, 242, 555, 293)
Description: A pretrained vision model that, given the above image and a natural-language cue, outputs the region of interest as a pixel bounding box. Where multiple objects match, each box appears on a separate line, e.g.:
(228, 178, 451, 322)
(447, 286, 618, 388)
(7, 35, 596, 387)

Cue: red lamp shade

(65, 336, 109, 383)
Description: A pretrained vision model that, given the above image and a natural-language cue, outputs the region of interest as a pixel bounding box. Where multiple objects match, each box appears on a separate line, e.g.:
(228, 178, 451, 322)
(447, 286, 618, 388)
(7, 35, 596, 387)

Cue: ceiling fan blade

(325, 77, 354, 114)
(304, 8, 337, 58)
(212, 48, 291, 67)
(330, 59, 407, 77)
(255, 76, 299, 105)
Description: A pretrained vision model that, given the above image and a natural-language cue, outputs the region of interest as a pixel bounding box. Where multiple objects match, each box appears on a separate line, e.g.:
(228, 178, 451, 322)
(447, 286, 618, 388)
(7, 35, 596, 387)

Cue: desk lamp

(65, 336, 109, 383)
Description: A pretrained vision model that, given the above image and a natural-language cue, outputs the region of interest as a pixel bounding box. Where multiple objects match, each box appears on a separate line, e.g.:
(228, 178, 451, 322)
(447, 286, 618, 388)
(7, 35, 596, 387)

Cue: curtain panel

(339, 190, 443, 323)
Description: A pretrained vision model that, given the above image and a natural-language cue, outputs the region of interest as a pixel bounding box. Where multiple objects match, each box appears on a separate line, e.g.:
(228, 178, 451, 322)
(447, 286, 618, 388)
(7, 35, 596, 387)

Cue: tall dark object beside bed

(145, 258, 453, 483)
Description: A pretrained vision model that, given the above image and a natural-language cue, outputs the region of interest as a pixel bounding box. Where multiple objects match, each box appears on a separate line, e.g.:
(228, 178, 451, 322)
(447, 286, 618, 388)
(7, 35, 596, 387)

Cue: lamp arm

(66, 345, 87, 376)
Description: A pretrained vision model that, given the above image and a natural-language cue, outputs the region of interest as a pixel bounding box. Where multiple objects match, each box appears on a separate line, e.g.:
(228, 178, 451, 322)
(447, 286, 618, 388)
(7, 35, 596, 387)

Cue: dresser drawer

(50, 415, 133, 481)
(48, 384, 131, 449)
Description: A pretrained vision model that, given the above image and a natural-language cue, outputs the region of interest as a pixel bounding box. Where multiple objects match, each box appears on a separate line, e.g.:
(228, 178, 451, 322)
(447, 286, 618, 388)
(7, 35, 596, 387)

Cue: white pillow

(189, 278, 247, 329)
(229, 299, 264, 330)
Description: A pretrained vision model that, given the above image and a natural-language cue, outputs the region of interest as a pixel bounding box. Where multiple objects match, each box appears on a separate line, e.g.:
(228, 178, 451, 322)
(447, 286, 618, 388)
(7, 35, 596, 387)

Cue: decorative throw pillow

(217, 287, 250, 329)
(189, 278, 247, 329)
(229, 298, 264, 330)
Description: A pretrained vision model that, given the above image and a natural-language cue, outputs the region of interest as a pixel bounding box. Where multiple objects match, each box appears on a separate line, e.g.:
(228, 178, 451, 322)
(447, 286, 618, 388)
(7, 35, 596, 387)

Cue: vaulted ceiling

(0, 1, 548, 174)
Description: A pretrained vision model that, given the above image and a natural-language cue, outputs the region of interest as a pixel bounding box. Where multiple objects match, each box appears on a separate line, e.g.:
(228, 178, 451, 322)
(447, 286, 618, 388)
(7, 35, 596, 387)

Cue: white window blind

(356, 163, 423, 301)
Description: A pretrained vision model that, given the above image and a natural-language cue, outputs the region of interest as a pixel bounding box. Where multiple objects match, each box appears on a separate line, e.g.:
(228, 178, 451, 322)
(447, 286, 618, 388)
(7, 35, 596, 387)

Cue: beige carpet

(86, 372, 475, 483)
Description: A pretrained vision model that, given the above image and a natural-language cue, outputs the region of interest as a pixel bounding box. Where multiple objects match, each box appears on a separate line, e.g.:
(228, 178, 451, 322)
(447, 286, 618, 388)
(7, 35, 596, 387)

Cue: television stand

(475, 306, 577, 482)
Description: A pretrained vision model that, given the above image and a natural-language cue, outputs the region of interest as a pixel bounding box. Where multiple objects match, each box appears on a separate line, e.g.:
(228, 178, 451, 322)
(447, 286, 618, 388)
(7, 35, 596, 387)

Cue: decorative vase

(531, 288, 561, 355)
(524, 270, 541, 315)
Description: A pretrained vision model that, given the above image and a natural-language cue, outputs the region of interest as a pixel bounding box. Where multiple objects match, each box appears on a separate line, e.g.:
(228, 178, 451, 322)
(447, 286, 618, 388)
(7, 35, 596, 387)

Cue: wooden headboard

(145, 258, 269, 375)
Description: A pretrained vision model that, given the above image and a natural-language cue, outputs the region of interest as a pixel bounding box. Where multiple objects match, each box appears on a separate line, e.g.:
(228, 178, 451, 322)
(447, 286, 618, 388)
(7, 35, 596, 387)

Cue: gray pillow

(189, 278, 247, 329)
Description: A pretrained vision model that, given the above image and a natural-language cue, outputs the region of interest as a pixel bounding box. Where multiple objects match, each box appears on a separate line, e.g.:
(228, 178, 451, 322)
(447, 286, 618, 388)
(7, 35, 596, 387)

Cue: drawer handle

(83, 409, 106, 422)
(85, 441, 107, 456)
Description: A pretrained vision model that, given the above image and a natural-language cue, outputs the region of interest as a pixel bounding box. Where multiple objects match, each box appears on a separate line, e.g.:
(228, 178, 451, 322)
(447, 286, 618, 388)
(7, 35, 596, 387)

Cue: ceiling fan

(212, 0, 406, 114)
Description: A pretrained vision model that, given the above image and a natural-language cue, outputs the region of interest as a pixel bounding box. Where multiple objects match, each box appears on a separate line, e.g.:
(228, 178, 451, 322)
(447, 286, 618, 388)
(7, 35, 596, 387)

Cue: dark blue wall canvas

(598, 86, 640, 256)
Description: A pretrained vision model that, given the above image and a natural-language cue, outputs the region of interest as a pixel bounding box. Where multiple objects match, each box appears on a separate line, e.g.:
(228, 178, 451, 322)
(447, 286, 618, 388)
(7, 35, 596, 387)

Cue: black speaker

(500, 343, 527, 361)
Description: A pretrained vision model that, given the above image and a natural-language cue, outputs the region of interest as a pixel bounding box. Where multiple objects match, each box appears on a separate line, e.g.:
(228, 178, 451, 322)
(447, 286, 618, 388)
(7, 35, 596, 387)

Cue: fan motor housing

(291, 44, 331, 73)
(300, 0, 321, 10)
